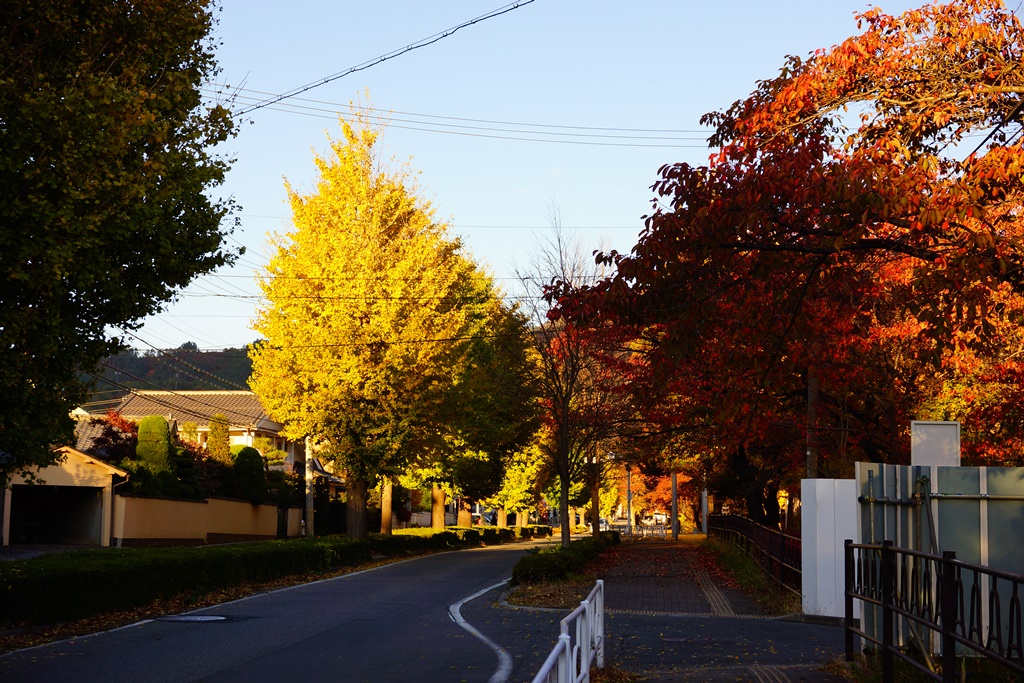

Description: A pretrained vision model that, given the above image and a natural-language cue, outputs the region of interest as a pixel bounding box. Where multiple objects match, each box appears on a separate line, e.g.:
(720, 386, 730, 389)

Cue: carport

(2, 447, 126, 547)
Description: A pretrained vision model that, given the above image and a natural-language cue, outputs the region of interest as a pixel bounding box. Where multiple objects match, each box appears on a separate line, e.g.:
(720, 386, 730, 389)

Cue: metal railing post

(882, 540, 895, 682)
(845, 539, 855, 661)
(941, 550, 957, 683)
(556, 632, 572, 683)
(595, 579, 605, 668)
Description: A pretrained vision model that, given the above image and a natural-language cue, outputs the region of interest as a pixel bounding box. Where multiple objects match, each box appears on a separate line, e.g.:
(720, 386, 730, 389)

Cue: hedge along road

(0, 539, 559, 683)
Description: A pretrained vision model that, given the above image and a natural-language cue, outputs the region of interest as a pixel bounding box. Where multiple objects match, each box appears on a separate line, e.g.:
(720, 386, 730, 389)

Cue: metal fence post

(882, 540, 895, 682)
(595, 579, 605, 668)
(557, 632, 572, 683)
(845, 539, 855, 661)
(941, 550, 957, 683)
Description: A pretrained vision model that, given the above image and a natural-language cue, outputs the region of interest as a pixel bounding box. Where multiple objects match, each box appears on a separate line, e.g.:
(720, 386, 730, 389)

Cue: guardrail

(707, 514, 801, 593)
(531, 579, 605, 683)
(845, 540, 1024, 681)
(610, 523, 666, 539)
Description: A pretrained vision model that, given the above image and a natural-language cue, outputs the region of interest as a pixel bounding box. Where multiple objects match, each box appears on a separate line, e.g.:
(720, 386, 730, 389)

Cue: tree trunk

(379, 479, 393, 534)
(559, 475, 571, 548)
(431, 485, 446, 530)
(457, 498, 472, 527)
(346, 476, 368, 540)
(591, 470, 601, 540)
(497, 509, 507, 527)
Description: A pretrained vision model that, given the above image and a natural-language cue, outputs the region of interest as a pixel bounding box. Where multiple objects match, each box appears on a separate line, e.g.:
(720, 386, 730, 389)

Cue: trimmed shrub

(0, 536, 372, 626)
(447, 527, 483, 545)
(0, 521, 547, 627)
(509, 533, 614, 586)
(136, 415, 172, 474)
(233, 446, 267, 503)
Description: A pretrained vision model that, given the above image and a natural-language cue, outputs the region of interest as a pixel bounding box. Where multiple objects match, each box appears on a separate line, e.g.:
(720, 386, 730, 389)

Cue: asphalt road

(0, 542, 556, 683)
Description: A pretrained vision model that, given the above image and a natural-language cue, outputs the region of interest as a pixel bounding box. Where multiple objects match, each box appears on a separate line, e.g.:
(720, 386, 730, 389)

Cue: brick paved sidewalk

(590, 537, 848, 682)
(600, 539, 764, 617)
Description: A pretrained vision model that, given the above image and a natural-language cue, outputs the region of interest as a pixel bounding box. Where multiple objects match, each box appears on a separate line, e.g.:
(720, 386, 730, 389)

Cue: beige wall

(113, 495, 302, 546)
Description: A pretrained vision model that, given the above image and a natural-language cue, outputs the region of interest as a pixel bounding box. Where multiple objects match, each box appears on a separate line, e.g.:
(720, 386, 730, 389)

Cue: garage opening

(8, 485, 103, 545)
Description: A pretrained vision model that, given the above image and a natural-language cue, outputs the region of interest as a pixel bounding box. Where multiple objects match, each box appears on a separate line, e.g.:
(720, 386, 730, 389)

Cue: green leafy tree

(206, 414, 231, 465)
(180, 422, 200, 445)
(250, 112, 501, 539)
(486, 443, 550, 526)
(0, 0, 238, 479)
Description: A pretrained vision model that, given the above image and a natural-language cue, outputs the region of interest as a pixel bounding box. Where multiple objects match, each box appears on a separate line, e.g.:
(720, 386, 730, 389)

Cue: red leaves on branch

(556, 1, 1024, 479)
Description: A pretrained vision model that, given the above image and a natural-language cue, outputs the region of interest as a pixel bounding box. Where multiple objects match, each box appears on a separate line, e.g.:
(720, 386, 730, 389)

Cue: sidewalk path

(502, 535, 849, 682)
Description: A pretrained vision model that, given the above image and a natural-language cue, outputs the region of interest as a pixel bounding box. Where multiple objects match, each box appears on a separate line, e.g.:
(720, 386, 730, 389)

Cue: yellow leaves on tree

(249, 113, 496, 536)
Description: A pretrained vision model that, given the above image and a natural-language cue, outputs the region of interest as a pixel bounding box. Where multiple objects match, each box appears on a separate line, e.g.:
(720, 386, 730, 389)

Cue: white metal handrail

(531, 580, 605, 683)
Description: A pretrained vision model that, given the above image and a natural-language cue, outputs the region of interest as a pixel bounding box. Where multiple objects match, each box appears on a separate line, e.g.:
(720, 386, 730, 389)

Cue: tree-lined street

(0, 543, 541, 683)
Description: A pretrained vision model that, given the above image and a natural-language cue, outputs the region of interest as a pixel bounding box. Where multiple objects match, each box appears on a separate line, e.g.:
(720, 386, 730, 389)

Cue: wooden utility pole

(671, 472, 679, 540)
(304, 437, 314, 537)
(806, 362, 820, 478)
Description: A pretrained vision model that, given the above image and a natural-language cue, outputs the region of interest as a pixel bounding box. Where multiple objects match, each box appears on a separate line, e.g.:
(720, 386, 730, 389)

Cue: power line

(237, 103, 710, 148)
(203, 272, 605, 282)
(234, 213, 645, 230)
(115, 329, 249, 390)
(214, 88, 709, 135)
(268, 330, 526, 350)
(178, 291, 545, 302)
(236, 1, 538, 116)
(94, 362, 261, 423)
(220, 89, 707, 143)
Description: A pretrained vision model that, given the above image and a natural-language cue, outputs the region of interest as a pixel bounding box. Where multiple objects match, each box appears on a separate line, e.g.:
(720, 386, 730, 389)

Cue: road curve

(0, 542, 546, 683)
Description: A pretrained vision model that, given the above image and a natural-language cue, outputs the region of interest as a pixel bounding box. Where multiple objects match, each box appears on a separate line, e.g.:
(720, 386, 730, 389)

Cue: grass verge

(701, 537, 800, 616)
(505, 573, 597, 609)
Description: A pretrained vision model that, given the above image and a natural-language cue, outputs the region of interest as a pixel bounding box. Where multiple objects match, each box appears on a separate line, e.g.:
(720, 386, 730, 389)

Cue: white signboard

(910, 421, 960, 467)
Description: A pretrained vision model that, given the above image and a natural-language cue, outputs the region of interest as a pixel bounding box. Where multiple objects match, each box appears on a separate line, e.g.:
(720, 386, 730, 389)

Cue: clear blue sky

(133, 0, 929, 352)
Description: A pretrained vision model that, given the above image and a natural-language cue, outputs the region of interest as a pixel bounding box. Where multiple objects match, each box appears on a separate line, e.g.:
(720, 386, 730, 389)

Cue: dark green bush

(0, 536, 371, 626)
(447, 527, 483, 545)
(232, 446, 267, 503)
(0, 523, 546, 627)
(509, 533, 611, 586)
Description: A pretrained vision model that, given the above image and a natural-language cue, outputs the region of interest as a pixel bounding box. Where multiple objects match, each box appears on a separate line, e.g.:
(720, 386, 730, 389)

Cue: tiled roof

(112, 391, 270, 428)
(73, 416, 109, 454)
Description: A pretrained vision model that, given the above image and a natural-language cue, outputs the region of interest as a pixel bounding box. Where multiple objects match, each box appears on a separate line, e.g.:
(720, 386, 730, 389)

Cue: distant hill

(86, 344, 254, 412)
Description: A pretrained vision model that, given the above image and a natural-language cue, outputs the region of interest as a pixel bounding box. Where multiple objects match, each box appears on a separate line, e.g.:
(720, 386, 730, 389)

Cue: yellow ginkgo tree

(250, 113, 532, 538)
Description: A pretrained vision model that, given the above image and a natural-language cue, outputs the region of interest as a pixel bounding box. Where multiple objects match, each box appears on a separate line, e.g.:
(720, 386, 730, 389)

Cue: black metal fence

(845, 540, 1024, 681)
(707, 514, 801, 593)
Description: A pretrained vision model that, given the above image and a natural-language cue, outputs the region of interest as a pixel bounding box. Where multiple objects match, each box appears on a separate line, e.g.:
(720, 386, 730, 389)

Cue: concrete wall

(113, 495, 301, 546)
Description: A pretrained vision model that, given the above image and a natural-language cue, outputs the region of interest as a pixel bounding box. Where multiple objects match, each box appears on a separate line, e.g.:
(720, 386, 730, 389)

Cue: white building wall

(801, 478, 858, 618)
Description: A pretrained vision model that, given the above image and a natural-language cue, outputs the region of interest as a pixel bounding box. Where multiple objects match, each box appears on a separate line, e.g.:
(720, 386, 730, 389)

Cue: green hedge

(0, 536, 371, 626)
(510, 530, 619, 586)
(0, 524, 555, 627)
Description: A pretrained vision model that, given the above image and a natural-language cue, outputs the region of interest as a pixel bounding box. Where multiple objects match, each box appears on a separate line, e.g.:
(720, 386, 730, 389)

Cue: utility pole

(671, 471, 679, 540)
(626, 464, 633, 538)
(304, 436, 314, 537)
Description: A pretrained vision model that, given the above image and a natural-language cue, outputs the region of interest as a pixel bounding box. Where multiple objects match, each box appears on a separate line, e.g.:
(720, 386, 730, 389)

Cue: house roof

(73, 416, 109, 454)
(56, 446, 129, 477)
(112, 391, 275, 429)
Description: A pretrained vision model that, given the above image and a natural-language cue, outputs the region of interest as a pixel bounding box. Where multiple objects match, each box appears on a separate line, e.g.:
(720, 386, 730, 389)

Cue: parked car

(587, 518, 610, 531)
